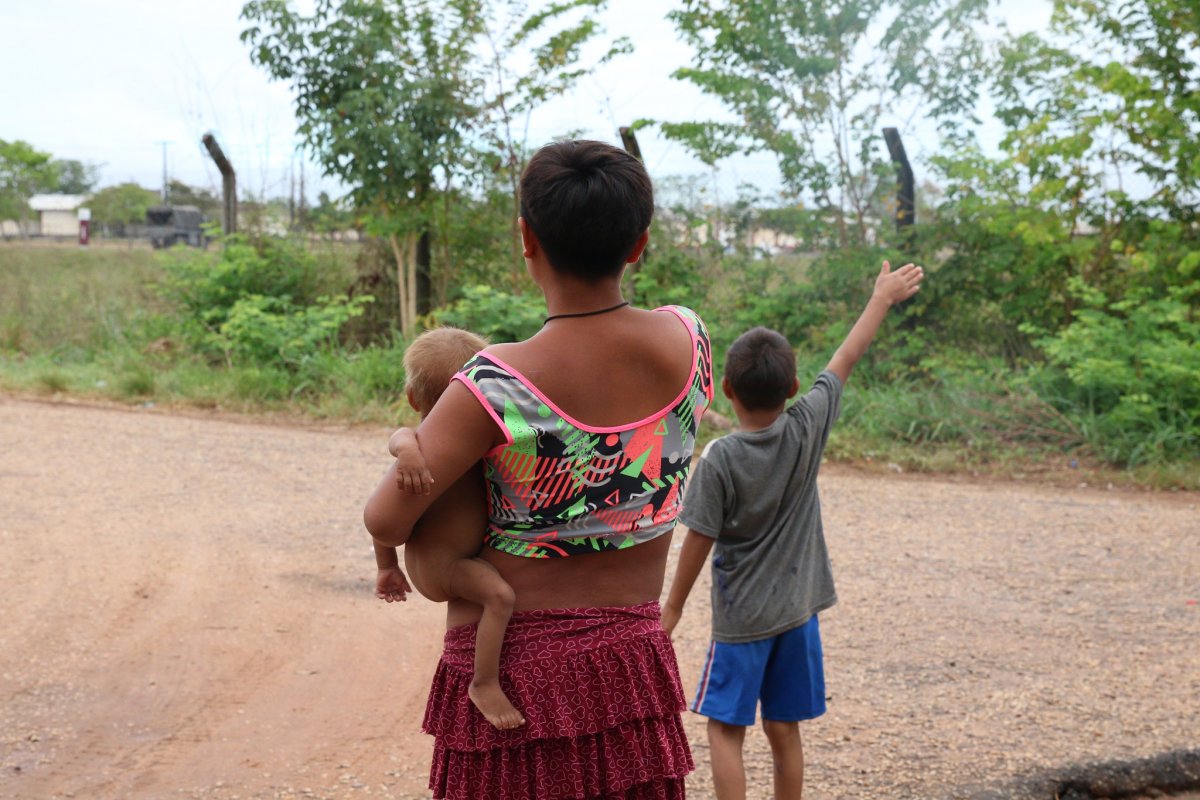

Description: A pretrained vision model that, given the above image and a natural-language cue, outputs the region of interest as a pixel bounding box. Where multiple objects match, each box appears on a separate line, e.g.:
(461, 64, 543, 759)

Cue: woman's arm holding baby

(364, 381, 499, 547)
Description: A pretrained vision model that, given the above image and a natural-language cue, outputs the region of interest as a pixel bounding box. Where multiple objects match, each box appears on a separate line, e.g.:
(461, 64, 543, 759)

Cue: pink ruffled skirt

(423, 601, 693, 799)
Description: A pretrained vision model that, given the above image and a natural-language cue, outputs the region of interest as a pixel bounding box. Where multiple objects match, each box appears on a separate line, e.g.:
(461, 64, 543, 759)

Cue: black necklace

(542, 301, 630, 326)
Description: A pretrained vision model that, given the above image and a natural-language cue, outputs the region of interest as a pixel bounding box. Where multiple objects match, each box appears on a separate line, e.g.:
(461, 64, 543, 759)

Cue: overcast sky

(0, 0, 1051, 202)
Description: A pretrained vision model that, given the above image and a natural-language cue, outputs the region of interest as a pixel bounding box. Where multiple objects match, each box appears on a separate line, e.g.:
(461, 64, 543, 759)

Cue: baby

(372, 327, 524, 730)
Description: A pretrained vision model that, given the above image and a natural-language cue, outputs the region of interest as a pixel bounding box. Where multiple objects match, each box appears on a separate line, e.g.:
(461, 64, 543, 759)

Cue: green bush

(158, 234, 330, 336)
(433, 284, 544, 343)
(208, 293, 371, 370)
(1030, 278, 1200, 465)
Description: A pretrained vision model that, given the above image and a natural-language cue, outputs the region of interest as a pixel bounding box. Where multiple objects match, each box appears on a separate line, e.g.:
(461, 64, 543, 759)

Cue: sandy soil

(1, 397, 1196, 800)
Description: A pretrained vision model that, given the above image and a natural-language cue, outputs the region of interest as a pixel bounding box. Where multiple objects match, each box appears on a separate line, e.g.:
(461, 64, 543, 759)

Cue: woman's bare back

(487, 306, 694, 428)
(443, 306, 696, 628)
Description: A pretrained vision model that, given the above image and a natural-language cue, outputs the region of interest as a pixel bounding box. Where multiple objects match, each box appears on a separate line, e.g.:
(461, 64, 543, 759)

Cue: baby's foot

(469, 679, 525, 730)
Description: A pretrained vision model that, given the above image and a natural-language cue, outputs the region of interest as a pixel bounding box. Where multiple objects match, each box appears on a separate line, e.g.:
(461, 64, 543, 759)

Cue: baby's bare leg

(446, 557, 524, 730)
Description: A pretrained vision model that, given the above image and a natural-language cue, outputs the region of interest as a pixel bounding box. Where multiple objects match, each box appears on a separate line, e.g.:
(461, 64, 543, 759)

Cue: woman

(365, 139, 713, 799)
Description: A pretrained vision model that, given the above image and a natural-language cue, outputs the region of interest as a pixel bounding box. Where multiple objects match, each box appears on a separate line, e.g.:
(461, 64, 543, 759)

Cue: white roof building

(29, 194, 86, 212)
(28, 194, 86, 237)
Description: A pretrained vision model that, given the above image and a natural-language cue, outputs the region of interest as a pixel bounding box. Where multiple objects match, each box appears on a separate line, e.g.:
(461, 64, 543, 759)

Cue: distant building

(28, 194, 86, 237)
(745, 227, 801, 255)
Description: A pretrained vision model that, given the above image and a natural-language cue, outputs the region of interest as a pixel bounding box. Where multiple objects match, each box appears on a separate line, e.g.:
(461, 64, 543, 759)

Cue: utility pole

(289, 157, 296, 230)
(298, 150, 306, 230)
(158, 141, 172, 202)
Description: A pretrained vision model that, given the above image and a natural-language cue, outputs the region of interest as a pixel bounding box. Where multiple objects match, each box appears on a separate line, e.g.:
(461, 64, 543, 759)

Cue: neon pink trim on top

(450, 373, 514, 457)
(478, 306, 700, 435)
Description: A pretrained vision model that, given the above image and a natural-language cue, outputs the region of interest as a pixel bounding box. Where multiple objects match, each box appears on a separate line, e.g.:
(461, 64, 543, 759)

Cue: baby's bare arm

(388, 427, 433, 495)
(373, 541, 411, 603)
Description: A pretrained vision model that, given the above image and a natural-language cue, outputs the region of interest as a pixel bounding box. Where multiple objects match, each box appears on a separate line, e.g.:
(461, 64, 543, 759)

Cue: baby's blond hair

(403, 326, 489, 415)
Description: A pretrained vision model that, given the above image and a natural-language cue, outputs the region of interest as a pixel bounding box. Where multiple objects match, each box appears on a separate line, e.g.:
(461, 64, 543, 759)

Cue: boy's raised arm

(825, 260, 924, 385)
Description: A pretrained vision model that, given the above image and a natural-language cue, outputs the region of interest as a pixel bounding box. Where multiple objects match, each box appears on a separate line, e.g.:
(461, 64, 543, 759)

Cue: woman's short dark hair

(519, 139, 654, 281)
(725, 327, 797, 411)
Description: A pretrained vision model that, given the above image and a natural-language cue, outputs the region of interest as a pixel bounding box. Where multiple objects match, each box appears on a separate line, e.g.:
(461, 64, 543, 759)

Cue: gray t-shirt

(678, 371, 842, 643)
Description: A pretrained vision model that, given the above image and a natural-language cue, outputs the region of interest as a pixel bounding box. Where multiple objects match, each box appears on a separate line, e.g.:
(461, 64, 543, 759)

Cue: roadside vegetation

(1, 0, 1196, 490)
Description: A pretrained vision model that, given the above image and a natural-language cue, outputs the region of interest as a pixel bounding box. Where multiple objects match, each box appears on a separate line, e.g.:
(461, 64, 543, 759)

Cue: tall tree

(87, 183, 161, 234)
(52, 159, 101, 195)
(0, 140, 59, 234)
(475, 0, 632, 288)
(659, 0, 989, 248)
(243, 0, 483, 331)
(242, 0, 628, 326)
(926, 0, 1200, 330)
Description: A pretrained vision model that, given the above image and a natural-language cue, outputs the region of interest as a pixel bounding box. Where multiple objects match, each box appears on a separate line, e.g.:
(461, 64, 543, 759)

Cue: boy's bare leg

(707, 719, 747, 800)
(762, 719, 805, 799)
(445, 557, 523, 729)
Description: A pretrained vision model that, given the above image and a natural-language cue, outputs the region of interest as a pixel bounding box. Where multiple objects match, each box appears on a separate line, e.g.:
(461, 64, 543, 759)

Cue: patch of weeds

(117, 368, 156, 398)
(35, 370, 69, 394)
(231, 366, 290, 405)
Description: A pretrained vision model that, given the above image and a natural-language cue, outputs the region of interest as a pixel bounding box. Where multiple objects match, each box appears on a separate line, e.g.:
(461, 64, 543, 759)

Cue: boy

(373, 326, 526, 730)
(661, 260, 924, 799)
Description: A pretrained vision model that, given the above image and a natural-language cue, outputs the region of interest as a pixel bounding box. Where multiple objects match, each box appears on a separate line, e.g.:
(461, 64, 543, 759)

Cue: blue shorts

(690, 615, 826, 726)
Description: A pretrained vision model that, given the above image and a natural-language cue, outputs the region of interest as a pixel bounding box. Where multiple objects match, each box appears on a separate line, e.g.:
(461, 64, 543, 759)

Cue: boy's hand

(660, 603, 682, 638)
(873, 260, 924, 307)
(376, 566, 412, 603)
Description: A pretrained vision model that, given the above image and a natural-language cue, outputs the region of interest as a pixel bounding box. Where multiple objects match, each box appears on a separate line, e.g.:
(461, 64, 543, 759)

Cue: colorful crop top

(452, 305, 714, 558)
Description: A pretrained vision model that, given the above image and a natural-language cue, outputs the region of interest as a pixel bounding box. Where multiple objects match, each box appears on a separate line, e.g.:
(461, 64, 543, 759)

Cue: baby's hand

(388, 427, 434, 495)
(394, 456, 433, 495)
(376, 566, 412, 603)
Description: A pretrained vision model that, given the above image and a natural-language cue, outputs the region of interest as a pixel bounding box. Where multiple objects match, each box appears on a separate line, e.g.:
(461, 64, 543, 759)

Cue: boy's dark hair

(725, 327, 796, 411)
(519, 139, 653, 281)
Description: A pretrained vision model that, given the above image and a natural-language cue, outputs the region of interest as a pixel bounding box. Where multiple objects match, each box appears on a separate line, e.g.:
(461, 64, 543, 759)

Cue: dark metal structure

(145, 205, 206, 249)
(202, 133, 237, 236)
(619, 126, 649, 267)
(882, 127, 915, 232)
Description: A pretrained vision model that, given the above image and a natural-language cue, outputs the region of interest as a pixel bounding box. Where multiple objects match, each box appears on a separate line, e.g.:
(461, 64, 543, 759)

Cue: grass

(1, 240, 1197, 492)
(0, 241, 167, 355)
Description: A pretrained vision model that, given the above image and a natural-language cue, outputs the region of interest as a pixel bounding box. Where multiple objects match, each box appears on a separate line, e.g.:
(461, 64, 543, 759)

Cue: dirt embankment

(1, 398, 1197, 799)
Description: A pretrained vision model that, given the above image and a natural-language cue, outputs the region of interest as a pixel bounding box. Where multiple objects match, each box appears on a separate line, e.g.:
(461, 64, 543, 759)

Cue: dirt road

(1, 398, 1196, 799)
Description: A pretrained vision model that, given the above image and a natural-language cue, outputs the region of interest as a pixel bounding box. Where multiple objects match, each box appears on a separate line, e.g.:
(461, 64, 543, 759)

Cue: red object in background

(78, 207, 91, 247)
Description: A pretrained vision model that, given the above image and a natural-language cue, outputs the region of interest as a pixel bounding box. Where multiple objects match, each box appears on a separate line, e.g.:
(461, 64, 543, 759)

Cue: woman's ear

(625, 230, 650, 263)
(518, 217, 538, 259)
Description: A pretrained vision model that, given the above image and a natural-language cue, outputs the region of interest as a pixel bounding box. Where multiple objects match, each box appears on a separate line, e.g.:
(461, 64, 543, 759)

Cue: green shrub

(117, 366, 156, 398)
(433, 285, 544, 343)
(158, 234, 330, 337)
(35, 369, 69, 394)
(1029, 278, 1200, 465)
(207, 293, 371, 369)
